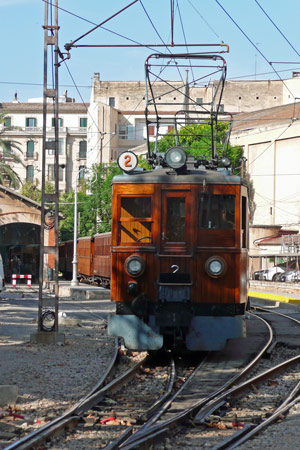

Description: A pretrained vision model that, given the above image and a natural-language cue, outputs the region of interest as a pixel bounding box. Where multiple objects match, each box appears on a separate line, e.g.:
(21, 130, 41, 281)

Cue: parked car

(278, 270, 300, 283)
(0, 254, 6, 292)
(253, 266, 285, 281)
(253, 269, 265, 280)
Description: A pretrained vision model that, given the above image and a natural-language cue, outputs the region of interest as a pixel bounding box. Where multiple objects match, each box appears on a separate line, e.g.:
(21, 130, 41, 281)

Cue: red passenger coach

(59, 233, 111, 286)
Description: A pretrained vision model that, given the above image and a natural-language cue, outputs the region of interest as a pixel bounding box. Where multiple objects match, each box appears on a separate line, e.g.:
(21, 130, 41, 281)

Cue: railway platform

(46, 281, 110, 300)
(249, 280, 300, 308)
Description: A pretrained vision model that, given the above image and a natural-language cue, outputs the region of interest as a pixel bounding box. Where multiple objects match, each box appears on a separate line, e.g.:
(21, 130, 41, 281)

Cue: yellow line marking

(248, 291, 300, 305)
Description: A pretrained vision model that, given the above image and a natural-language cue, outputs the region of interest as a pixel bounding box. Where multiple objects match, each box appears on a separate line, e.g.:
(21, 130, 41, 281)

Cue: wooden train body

(107, 165, 249, 351)
(59, 232, 111, 287)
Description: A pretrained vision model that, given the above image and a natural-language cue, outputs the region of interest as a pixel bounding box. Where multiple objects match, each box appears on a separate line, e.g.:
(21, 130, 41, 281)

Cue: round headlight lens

(165, 147, 187, 170)
(205, 256, 226, 278)
(125, 255, 146, 277)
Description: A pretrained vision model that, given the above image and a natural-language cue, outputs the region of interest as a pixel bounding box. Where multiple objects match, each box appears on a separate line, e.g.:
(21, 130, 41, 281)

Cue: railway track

(102, 307, 300, 449)
(167, 305, 300, 449)
(4, 294, 300, 449)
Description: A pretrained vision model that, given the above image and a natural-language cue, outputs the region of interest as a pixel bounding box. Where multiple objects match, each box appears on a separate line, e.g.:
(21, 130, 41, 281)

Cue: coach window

(119, 196, 152, 244)
(241, 196, 247, 248)
(198, 193, 235, 229)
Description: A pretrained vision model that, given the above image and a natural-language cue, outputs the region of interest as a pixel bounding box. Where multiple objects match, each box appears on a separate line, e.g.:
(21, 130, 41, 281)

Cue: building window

(79, 141, 87, 159)
(109, 97, 115, 107)
(148, 125, 155, 136)
(3, 117, 11, 127)
(196, 98, 203, 104)
(47, 138, 64, 155)
(26, 141, 34, 159)
(3, 142, 12, 157)
(79, 165, 85, 180)
(47, 164, 63, 181)
(25, 117, 37, 127)
(219, 104, 224, 112)
(80, 117, 87, 127)
(118, 125, 135, 140)
(26, 165, 34, 182)
(51, 118, 63, 127)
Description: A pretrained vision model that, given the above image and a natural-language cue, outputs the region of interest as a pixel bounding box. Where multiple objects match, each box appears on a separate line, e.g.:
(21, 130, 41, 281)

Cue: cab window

(119, 196, 152, 244)
(198, 193, 235, 229)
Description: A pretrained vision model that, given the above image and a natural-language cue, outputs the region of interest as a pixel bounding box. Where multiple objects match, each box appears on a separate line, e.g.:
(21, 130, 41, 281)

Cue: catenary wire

(215, 0, 297, 101)
(254, 0, 300, 60)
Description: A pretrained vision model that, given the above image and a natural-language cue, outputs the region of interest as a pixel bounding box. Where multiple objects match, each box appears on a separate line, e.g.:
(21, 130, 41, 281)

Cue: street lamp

(71, 167, 95, 286)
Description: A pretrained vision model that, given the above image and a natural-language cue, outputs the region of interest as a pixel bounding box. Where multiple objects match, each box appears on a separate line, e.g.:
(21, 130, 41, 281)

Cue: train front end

(108, 149, 249, 351)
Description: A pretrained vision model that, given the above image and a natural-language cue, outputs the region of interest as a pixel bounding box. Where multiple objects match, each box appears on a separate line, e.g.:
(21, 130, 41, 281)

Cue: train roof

(112, 167, 247, 186)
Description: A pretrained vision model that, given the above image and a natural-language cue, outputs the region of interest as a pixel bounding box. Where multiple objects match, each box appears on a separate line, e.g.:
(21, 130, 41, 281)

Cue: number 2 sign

(117, 151, 138, 172)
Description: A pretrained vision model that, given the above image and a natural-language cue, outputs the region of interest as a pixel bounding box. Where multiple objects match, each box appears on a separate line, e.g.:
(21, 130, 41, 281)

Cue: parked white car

(0, 254, 5, 292)
(279, 270, 300, 283)
(262, 266, 285, 281)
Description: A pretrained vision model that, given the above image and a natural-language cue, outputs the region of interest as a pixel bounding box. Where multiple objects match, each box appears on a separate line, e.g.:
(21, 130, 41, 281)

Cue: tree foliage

(150, 122, 243, 171)
(59, 163, 122, 241)
(0, 112, 24, 189)
(20, 181, 54, 203)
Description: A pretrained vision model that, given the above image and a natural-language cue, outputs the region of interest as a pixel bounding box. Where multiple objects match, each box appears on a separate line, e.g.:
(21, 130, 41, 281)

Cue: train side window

(241, 196, 247, 248)
(119, 197, 152, 244)
(198, 194, 235, 229)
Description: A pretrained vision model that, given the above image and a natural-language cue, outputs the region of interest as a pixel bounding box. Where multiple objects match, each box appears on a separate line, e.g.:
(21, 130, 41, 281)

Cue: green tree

(85, 163, 122, 234)
(0, 112, 24, 189)
(151, 122, 243, 171)
(20, 181, 55, 203)
(59, 163, 122, 240)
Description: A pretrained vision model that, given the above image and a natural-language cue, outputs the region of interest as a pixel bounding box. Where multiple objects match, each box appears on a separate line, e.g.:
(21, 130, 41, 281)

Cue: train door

(160, 190, 191, 255)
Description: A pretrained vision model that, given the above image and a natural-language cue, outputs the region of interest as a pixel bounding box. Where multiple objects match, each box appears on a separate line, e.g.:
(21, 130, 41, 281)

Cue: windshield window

(198, 193, 235, 229)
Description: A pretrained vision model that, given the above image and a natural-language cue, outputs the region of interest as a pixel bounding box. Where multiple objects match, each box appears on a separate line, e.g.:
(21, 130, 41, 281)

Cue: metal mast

(31, 0, 64, 344)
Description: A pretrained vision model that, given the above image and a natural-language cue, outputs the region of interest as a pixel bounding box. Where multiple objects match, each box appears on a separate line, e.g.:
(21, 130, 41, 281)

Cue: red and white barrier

(12, 274, 32, 287)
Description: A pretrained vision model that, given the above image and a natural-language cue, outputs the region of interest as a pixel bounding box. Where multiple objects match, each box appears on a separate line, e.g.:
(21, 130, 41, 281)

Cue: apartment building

(0, 93, 88, 192)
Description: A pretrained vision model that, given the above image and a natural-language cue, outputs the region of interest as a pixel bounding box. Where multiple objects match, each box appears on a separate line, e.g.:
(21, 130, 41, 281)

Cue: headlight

(165, 147, 187, 170)
(205, 256, 226, 278)
(125, 255, 146, 277)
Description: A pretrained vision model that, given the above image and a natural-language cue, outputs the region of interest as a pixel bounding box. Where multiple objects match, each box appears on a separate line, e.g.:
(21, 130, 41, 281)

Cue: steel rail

(103, 354, 176, 450)
(5, 339, 148, 450)
(118, 313, 274, 448)
(210, 307, 300, 449)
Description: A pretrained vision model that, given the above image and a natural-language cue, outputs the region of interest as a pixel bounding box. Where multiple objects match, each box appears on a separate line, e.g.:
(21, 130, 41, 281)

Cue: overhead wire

(254, 0, 300, 60)
(176, 0, 195, 81)
(214, 0, 297, 101)
(139, 0, 184, 83)
(187, 0, 223, 42)
(41, 0, 165, 56)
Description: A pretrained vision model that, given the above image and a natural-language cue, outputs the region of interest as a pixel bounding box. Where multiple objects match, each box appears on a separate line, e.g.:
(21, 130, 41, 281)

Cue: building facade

(0, 94, 88, 192)
(231, 102, 300, 229)
(87, 72, 300, 165)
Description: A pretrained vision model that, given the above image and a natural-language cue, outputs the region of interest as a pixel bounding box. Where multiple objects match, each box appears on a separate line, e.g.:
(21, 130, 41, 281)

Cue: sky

(1, 0, 300, 104)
